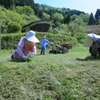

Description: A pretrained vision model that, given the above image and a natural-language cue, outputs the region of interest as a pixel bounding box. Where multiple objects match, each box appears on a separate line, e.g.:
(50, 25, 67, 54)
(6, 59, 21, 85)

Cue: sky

(34, 0, 100, 15)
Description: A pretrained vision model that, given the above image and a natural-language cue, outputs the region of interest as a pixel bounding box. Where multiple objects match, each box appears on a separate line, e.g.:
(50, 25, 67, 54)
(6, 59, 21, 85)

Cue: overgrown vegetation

(0, 45, 100, 100)
(0, 0, 100, 34)
(1, 32, 79, 50)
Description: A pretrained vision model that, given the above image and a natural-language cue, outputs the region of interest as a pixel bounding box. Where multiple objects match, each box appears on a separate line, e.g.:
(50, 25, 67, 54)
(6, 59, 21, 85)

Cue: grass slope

(0, 45, 100, 100)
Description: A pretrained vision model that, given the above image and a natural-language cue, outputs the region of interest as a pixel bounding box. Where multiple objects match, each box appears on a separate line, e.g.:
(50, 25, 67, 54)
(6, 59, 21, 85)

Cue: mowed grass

(0, 45, 100, 100)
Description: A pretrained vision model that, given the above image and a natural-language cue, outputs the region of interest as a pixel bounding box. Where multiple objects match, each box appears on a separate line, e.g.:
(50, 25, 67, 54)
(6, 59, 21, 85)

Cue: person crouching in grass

(11, 30, 39, 61)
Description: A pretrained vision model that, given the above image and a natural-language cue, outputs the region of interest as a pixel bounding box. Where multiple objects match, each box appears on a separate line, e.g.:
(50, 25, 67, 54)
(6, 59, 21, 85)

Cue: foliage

(95, 9, 100, 25)
(49, 28, 59, 34)
(7, 22, 21, 33)
(1, 0, 100, 28)
(0, 5, 39, 33)
(74, 33, 88, 43)
(64, 13, 71, 24)
(60, 24, 67, 29)
(73, 17, 85, 26)
(88, 13, 96, 25)
(43, 12, 50, 20)
(51, 12, 64, 26)
(66, 22, 86, 37)
(15, 0, 35, 9)
(0, 6, 23, 33)
(71, 14, 78, 21)
(15, 57, 31, 62)
(1, 32, 78, 50)
(15, 6, 35, 16)
(79, 13, 90, 25)
(0, 0, 14, 9)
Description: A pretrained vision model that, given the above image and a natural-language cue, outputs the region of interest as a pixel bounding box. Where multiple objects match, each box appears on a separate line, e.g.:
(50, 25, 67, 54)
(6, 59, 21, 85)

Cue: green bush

(7, 22, 21, 33)
(1, 32, 78, 50)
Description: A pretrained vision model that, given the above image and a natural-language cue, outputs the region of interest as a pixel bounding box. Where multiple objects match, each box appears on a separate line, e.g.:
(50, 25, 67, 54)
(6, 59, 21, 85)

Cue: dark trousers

(41, 47, 46, 55)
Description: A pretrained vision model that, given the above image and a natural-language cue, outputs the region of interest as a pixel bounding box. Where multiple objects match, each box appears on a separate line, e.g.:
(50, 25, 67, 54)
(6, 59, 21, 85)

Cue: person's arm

(45, 39, 53, 44)
(15, 37, 25, 57)
(28, 46, 36, 57)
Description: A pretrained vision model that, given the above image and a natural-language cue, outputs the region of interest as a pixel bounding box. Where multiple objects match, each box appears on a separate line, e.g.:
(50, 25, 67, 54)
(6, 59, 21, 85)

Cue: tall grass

(0, 44, 100, 100)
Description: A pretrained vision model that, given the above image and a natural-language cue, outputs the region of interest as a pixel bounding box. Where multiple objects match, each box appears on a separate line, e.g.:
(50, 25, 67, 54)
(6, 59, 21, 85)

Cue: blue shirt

(41, 38, 52, 47)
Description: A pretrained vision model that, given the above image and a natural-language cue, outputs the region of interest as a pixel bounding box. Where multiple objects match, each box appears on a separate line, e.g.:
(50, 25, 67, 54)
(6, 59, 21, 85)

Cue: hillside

(0, 45, 100, 100)
(0, 0, 35, 9)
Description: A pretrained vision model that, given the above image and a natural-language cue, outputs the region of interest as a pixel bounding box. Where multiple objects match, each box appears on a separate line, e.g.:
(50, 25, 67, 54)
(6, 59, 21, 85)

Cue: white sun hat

(83, 36, 93, 47)
(84, 33, 100, 47)
(83, 34, 93, 47)
(25, 30, 39, 43)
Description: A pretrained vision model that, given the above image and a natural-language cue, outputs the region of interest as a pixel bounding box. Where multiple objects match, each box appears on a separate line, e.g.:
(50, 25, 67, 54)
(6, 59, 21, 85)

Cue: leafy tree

(51, 12, 64, 26)
(79, 13, 90, 25)
(0, 5, 39, 33)
(67, 22, 85, 36)
(43, 12, 50, 20)
(71, 14, 78, 21)
(73, 17, 85, 26)
(15, 6, 35, 16)
(14, 0, 35, 8)
(7, 22, 21, 33)
(0, 0, 14, 9)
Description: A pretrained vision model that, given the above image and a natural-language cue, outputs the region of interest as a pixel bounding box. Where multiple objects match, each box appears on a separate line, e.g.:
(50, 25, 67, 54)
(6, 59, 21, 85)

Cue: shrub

(7, 22, 21, 33)
(1, 32, 78, 50)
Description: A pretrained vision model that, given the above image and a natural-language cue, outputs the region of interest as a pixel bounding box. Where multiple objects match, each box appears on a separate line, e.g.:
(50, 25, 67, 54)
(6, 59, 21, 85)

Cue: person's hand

(51, 43, 54, 45)
(22, 55, 28, 59)
(52, 43, 56, 46)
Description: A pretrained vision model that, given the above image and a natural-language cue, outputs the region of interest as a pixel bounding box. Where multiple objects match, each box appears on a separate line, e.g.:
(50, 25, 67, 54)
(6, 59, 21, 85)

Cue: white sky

(34, 0, 100, 15)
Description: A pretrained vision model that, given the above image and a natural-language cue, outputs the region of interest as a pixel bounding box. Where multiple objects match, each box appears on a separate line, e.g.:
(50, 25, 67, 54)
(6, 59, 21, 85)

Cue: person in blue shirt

(40, 36, 53, 55)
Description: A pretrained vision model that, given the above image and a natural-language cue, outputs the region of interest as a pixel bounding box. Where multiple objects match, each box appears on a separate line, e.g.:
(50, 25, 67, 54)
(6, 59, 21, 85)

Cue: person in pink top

(11, 30, 39, 60)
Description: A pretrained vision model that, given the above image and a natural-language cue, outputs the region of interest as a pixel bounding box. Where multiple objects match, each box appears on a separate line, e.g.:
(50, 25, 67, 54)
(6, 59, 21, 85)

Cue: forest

(0, 0, 100, 34)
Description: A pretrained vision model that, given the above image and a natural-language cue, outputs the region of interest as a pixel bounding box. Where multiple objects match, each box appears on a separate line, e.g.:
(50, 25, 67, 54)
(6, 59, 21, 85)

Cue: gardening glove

(22, 55, 28, 59)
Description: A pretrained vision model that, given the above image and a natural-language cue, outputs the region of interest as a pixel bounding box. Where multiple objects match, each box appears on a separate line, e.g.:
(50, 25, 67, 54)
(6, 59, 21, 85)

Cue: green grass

(0, 45, 100, 100)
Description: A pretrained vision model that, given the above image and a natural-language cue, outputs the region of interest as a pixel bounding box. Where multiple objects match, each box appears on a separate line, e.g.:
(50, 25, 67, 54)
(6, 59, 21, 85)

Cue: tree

(64, 13, 71, 24)
(88, 13, 96, 25)
(71, 14, 77, 21)
(7, 22, 21, 33)
(43, 12, 50, 20)
(51, 12, 64, 26)
(79, 13, 90, 25)
(0, 0, 14, 9)
(95, 9, 100, 25)
(74, 18, 84, 26)
(38, 10, 44, 19)
(15, 6, 35, 16)
(67, 22, 85, 37)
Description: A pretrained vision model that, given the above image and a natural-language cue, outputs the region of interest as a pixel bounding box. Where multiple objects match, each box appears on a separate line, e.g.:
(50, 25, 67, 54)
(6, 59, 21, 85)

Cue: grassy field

(0, 45, 100, 100)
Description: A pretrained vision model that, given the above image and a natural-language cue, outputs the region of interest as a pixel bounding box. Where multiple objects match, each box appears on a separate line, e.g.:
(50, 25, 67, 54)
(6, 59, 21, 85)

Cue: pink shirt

(12, 37, 36, 60)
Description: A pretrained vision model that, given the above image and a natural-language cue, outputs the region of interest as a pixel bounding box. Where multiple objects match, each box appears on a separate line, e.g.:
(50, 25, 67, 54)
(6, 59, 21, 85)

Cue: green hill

(0, 45, 100, 100)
